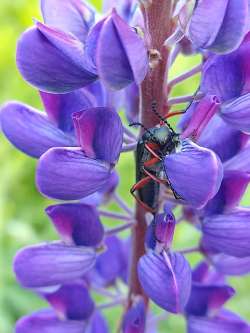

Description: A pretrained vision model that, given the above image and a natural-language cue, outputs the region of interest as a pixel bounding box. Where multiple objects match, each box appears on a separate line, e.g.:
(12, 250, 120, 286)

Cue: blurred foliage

(0, 1, 249, 333)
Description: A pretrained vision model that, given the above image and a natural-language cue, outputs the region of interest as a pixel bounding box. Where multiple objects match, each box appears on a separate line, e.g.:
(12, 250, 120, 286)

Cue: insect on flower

(130, 101, 182, 213)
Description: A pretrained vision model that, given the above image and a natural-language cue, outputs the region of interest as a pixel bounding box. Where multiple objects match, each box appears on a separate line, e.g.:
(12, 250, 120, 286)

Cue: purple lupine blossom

(2, 0, 250, 332)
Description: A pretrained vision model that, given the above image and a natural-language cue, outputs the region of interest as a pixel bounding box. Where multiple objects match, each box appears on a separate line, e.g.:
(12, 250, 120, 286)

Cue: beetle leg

(142, 167, 168, 185)
(144, 156, 159, 168)
(145, 143, 162, 160)
(130, 177, 157, 213)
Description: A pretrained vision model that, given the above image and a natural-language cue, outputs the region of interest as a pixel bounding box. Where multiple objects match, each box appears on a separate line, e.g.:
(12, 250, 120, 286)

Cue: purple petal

(43, 283, 94, 320)
(81, 170, 119, 206)
(41, 0, 95, 43)
(185, 283, 235, 317)
(86, 311, 109, 333)
(211, 0, 248, 54)
(189, 0, 248, 54)
(220, 93, 250, 132)
(164, 140, 223, 209)
(91, 235, 125, 286)
(201, 53, 244, 102)
(16, 24, 97, 93)
(224, 145, 250, 173)
(124, 82, 139, 123)
(84, 18, 106, 74)
(211, 254, 250, 276)
(46, 203, 104, 246)
(202, 209, 250, 257)
(122, 298, 146, 333)
(187, 314, 249, 333)
(40, 89, 96, 133)
(16, 309, 86, 333)
(138, 251, 192, 313)
(14, 241, 96, 288)
(0, 102, 75, 158)
(103, 0, 134, 21)
(192, 261, 210, 283)
(72, 107, 123, 164)
(204, 170, 250, 216)
(181, 95, 220, 140)
(198, 115, 247, 163)
(96, 9, 148, 89)
(188, 1, 228, 50)
(154, 211, 176, 249)
(36, 147, 112, 200)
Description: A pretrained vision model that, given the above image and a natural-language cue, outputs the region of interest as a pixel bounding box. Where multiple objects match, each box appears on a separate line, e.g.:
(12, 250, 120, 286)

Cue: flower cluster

(2, 0, 250, 332)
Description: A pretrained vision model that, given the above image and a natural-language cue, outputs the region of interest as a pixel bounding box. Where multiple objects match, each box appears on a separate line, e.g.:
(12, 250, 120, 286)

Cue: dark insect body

(130, 125, 179, 213)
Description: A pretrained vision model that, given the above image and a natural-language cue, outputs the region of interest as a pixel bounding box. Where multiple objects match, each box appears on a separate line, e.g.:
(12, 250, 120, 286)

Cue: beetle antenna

(151, 101, 175, 133)
(129, 122, 157, 141)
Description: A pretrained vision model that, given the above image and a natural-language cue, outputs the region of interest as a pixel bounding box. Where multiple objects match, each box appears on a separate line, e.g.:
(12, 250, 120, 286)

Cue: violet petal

(224, 145, 250, 173)
(202, 209, 250, 257)
(16, 309, 86, 333)
(138, 251, 192, 313)
(36, 147, 111, 200)
(189, 0, 248, 54)
(92, 235, 125, 286)
(187, 314, 249, 333)
(84, 18, 106, 74)
(96, 9, 148, 89)
(192, 261, 210, 283)
(0, 102, 75, 158)
(122, 298, 146, 333)
(211, 254, 250, 276)
(201, 52, 244, 102)
(41, 0, 95, 43)
(185, 283, 235, 317)
(198, 115, 247, 163)
(40, 89, 96, 133)
(220, 93, 250, 133)
(124, 82, 139, 123)
(164, 140, 223, 209)
(188, 1, 228, 50)
(181, 95, 220, 140)
(43, 283, 94, 320)
(14, 241, 96, 288)
(86, 311, 109, 333)
(72, 107, 123, 164)
(46, 203, 104, 246)
(16, 24, 97, 93)
(203, 170, 250, 216)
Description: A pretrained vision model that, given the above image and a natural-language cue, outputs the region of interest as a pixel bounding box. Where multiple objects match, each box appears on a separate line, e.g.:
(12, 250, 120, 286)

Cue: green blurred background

(0, 1, 250, 332)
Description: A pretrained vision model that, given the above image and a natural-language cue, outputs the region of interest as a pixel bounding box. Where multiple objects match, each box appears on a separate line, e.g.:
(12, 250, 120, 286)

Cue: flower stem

(98, 210, 134, 222)
(128, 0, 174, 314)
(168, 94, 197, 106)
(179, 246, 200, 255)
(121, 143, 137, 152)
(97, 297, 126, 310)
(113, 192, 134, 215)
(168, 63, 202, 90)
(105, 222, 134, 235)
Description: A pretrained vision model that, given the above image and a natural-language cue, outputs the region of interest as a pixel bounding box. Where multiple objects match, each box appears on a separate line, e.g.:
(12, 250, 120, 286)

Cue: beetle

(130, 103, 181, 213)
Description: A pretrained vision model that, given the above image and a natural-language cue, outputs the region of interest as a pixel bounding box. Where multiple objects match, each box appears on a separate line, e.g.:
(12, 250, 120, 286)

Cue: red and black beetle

(130, 104, 181, 213)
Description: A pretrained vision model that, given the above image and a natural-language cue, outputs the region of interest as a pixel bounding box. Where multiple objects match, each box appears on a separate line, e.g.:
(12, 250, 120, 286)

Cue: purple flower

(14, 241, 96, 288)
(188, 0, 249, 54)
(16, 3, 148, 93)
(138, 251, 192, 313)
(46, 203, 104, 247)
(164, 139, 223, 209)
(4, 0, 250, 331)
(122, 297, 146, 333)
(36, 107, 123, 200)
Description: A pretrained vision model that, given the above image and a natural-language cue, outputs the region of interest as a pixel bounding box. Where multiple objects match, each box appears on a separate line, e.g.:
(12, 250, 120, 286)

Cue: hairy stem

(128, 0, 174, 312)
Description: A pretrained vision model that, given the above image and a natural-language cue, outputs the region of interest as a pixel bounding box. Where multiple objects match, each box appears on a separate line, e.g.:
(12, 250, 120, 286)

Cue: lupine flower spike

(1, 0, 250, 332)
